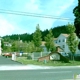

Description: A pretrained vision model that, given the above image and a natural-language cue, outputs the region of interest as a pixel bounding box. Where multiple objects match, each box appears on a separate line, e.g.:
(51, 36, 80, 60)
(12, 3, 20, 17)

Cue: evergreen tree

(73, 0, 80, 38)
(33, 24, 42, 52)
(73, 0, 80, 49)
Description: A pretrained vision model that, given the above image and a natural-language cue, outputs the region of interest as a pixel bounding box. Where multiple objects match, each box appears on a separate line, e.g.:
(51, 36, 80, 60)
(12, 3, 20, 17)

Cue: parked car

(2, 53, 12, 58)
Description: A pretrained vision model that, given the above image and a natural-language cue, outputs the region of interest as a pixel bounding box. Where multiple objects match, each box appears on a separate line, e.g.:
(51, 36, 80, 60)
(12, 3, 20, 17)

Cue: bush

(27, 54, 32, 59)
(59, 53, 69, 63)
(22, 54, 27, 57)
(74, 54, 80, 61)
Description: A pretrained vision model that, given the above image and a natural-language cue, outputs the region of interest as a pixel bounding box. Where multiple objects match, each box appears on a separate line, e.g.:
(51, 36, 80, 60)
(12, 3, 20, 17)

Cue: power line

(0, 9, 74, 21)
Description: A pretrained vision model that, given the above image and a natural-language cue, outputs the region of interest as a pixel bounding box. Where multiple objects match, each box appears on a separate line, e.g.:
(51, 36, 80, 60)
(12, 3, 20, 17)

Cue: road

(0, 56, 80, 80)
(0, 56, 22, 65)
(0, 66, 80, 80)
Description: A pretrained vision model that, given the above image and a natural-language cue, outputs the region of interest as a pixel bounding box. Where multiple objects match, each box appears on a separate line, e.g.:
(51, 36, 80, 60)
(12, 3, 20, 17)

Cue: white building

(54, 33, 79, 54)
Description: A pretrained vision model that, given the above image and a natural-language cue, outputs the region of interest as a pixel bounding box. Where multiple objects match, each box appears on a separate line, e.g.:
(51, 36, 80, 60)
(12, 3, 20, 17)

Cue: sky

(0, 0, 78, 37)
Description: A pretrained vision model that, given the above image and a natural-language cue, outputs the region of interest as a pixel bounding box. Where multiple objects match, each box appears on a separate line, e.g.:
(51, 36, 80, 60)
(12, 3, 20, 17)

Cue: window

(63, 45, 65, 48)
(59, 40, 60, 42)
(63, 39, 65, 42)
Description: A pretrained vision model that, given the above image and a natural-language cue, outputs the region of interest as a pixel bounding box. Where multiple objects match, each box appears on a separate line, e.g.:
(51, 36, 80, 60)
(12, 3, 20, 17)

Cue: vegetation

(45, 29, 56, 52)
(2, 25, 70, 42)
(1, 24, 79, 55)
(67, 23, 79, 60)
(33, 24, 42, 52)
(73, 0, 80, 49)
(16, 57, 80, 66)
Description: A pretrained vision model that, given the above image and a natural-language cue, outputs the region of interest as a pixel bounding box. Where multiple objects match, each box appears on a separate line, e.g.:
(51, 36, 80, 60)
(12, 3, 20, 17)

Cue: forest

(2, 25, 70, 42)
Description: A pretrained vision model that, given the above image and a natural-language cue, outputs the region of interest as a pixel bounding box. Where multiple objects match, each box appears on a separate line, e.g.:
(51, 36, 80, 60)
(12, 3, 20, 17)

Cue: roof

(61, 34, 69, 37)
(54, 38, 57, 40)
(41, 41, 46, 46)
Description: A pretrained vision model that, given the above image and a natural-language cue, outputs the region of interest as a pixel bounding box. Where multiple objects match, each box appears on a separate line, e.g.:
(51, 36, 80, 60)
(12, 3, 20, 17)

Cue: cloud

(25, 0, 42, 13)
(0, 0, 76, 36)
(35, 0, 75, 30)
(15, 0, 76, 33)
(0, 16, 15, 36)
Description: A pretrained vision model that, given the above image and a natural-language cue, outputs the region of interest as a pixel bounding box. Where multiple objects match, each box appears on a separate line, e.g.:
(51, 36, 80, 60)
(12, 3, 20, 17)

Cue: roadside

(0, 56, 80, 71)
(16, 57, 80, 66)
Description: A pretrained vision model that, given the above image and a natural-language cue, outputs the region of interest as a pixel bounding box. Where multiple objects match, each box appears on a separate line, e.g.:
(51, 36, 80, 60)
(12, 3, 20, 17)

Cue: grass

(16, 57, 80, 66)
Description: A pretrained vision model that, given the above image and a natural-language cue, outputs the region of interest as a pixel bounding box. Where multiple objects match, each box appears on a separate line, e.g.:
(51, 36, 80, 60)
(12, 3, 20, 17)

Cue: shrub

(59, 53, 69, 63)
(27, 54, 32, 59)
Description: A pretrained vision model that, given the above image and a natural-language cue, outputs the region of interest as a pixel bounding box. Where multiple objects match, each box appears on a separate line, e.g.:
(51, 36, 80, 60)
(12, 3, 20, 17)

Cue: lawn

(16, 57, 80, 66)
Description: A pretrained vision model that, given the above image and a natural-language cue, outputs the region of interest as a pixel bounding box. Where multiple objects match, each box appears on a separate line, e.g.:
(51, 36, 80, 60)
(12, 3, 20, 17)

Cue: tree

(1, 39, 4, 49)
(73, 0, 80, 49)
(33, 24, 42, 52)
(26, 41, 35, 53)
(45, 29, 56, 52)
(66, 24, 79, 60)
(66, 23, 76, 33)
(11, 41, 18, 52)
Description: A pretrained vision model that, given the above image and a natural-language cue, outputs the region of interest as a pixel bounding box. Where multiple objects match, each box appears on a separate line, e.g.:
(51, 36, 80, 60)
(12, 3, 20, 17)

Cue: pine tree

(33, 24, 42, 52)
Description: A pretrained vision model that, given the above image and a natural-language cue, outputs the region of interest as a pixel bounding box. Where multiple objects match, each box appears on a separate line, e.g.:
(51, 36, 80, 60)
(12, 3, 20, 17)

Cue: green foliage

(1, 39, 4, 49)
(2, 25, 69, 42)
(73, 0, 80, 49)
(26, 41, 35, 53)
(27, 54, 32, 59)
(33, 24, 42, 52)
(67, 33, 79, 54)
(66, 24, 79, 61)
(33, 24, 42, 47)
(73, 0, 80, 37)
(59, 53, 69, 63)
(66, 23, 76, 33)
(45, 29, 56, 52)
(11, 41, 18, 52)
(2, 24, 71, 52)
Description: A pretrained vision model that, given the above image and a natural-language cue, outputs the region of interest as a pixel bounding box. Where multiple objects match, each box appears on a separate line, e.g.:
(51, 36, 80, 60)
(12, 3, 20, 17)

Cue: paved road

(0, 56, 80, 80)
(0, 56, 22, 65)
(0, 67, 80, 80)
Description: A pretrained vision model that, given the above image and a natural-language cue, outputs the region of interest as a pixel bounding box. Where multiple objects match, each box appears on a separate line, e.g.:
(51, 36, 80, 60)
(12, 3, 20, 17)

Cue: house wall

(38, 55, 50, 61)
(50, 53, 60, 60)
(55, 34, 70, 53)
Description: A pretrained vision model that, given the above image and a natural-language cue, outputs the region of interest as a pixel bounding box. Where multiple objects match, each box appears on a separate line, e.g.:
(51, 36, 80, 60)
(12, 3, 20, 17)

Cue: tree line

(2, 25, 70, 42)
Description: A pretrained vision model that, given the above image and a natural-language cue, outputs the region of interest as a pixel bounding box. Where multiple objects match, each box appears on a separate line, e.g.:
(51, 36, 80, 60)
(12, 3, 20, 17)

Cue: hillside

(2, 25, 70, 42)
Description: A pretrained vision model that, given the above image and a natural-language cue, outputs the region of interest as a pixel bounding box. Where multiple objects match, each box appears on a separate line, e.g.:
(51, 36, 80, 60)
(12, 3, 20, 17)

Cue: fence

(31, 52, 50, 60)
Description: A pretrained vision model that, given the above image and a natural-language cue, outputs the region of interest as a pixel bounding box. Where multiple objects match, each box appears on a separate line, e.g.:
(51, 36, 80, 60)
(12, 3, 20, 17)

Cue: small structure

(38, 47, 62, 61)
(12, 52, 16, 61)
(38, 52, 60, 62)
(38, 46, 69, 63)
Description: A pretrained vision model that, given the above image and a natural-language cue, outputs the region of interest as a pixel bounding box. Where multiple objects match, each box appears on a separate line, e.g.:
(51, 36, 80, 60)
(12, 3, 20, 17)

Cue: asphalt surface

(0, 67, 80, 80)
(0, 56, 80, 80)
(0, 56, 22, 65)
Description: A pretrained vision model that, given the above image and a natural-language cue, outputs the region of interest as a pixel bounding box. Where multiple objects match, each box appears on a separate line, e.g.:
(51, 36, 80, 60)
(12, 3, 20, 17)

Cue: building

(54, 33, 79, 54)
(4, 42, 12, 47)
